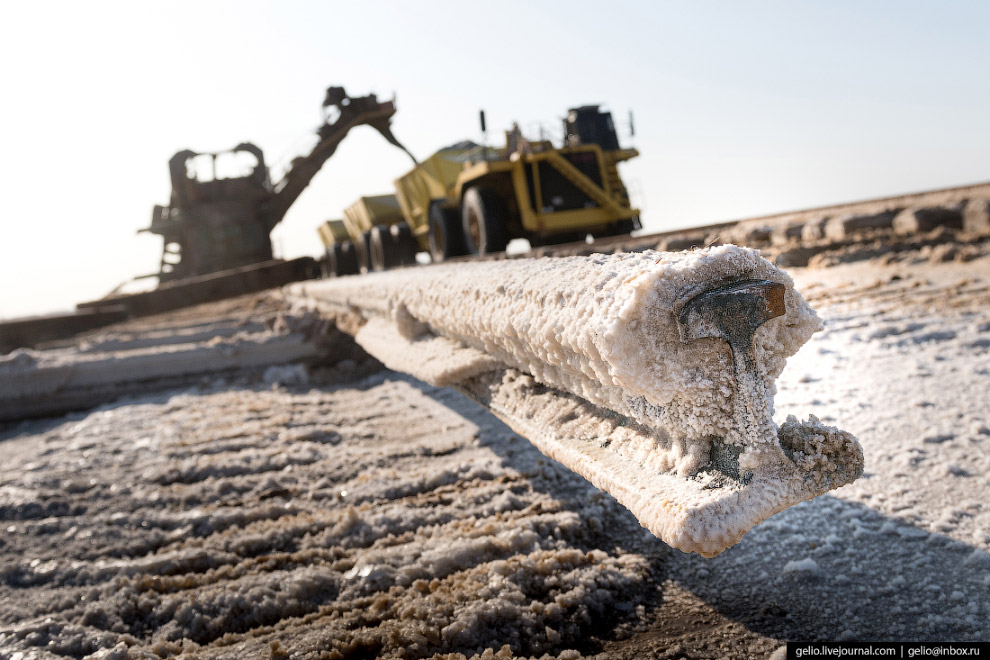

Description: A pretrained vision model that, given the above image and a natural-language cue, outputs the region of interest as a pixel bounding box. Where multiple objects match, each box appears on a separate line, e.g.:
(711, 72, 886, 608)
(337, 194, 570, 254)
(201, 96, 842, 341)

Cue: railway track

(1, 184, 988, 654)
(447, 179, 990, 263)
(2, 181, 988, 354)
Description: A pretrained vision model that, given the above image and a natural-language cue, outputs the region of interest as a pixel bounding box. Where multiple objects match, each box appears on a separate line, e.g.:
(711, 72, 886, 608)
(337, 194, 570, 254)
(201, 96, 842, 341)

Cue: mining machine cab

(143, 86, 416, 283)
(390, 104, 640, 264)
(146, 144, 274, 282)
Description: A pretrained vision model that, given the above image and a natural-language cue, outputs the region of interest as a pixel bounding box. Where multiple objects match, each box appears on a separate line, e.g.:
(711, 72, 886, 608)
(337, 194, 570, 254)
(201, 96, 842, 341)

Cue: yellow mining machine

(319, 105, 640, 274)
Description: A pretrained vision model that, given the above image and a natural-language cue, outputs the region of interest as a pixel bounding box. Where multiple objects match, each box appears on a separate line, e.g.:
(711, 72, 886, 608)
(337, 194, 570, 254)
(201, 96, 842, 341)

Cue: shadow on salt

(405, 373, 990, 644)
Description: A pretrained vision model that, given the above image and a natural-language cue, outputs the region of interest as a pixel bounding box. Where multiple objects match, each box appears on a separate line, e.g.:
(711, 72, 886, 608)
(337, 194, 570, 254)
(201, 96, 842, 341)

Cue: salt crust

(0, 381, 653, 657)
(356, 317, 501, 386)
(461, 370, 862, 557)
(294, 246, 820, 449)
(289, 246, 864, 556)
(0, 332, 318, 420)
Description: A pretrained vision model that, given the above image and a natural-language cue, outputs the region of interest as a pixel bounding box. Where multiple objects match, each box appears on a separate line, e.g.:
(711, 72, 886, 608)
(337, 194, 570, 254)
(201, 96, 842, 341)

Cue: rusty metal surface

(677, 278, 787, 445)
(77, 257, 317, 318)
(677, 279, 786, 346)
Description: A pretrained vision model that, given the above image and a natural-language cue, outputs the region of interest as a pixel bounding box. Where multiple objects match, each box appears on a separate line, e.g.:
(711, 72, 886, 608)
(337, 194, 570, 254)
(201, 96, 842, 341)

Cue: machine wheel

(357, 230, 374, 273)
(321, 248, 335, 278)
(462, 186, 509, 255)
(428, 202, 467, 263)
(330, 241, 360, 276)
(389, 222, 420, 266)
(371, 224, 416, 271)
(370, 226, 388, 271)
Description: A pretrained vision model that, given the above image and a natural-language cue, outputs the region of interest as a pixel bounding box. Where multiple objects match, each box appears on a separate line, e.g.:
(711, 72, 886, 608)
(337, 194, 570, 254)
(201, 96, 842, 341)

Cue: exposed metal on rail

(678, 279, 786, 448)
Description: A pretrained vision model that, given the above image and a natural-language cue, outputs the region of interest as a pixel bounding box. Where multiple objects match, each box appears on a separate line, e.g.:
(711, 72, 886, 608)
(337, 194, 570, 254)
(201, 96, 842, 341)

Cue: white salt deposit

(782, 557, 819, 574)
(262, 363, 309, 387)
(294, 247, 820, 446)
(289, 247, 864, 556)
(1, 245, 988, 654)
(663, 254, 989, 644)
(0, 378, 655, 658)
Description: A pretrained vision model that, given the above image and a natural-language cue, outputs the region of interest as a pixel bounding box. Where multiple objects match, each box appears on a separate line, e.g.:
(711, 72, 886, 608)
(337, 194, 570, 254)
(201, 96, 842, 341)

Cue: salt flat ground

(0, 248, 988, 659)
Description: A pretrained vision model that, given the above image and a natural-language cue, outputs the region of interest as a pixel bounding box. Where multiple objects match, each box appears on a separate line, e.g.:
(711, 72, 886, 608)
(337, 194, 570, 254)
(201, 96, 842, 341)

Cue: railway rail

(2, 180, 988, 353)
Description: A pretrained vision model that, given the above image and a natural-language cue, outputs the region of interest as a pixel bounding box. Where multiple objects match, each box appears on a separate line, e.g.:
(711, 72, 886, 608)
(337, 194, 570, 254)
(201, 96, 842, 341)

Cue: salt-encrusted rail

(0, 331, 319, 421)
(287, 246, 863, 556)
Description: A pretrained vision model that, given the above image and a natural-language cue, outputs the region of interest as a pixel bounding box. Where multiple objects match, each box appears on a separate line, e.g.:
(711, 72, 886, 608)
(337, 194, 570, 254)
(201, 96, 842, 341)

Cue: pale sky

(1, 1, 987, 319)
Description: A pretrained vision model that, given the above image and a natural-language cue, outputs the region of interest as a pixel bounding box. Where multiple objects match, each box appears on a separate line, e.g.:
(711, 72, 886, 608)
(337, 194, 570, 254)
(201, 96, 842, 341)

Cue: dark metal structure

(564, 105, 621, 151)
(143, 87, 415, 282)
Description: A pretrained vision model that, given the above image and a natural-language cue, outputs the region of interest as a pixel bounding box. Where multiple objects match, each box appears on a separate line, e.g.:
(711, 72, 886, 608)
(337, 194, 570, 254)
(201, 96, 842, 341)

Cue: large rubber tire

(371, 223, 419, 271)
(331, 241, 360, 276)
(357, 230, 374, 274)
(462, 186, 509, 255)
(389, 222, 420, 267)
(370, 226, 389, 272)
(321, 248, 335, 278)
(428, 202, 468, 263)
